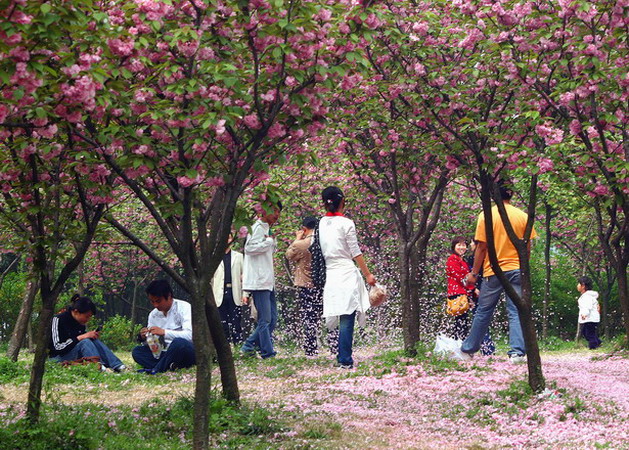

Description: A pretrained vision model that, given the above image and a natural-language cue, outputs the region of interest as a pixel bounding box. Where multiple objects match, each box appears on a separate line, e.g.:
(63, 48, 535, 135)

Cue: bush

(97, 315, 141, 351)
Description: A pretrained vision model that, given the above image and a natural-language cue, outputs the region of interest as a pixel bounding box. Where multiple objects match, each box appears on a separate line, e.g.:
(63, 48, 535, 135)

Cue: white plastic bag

(146, 332, 163, 359)
(433, 334, 470, 361)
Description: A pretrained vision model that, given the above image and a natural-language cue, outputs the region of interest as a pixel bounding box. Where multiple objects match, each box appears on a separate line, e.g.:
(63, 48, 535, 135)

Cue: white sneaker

(509, 354, 526, 364)
(451, 348, 473, 361)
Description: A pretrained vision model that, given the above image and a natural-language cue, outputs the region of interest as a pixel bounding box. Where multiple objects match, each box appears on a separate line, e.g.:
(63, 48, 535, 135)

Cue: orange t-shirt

(474, 203, 537, 277)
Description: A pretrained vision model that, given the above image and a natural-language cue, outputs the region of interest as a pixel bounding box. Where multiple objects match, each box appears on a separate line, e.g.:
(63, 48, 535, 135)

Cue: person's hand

(242, 296, 249, 305)
(366, 273, 376, 286)
(295, 230, 304, 239)
(139, 327, 149, 339)
(148, 326, 165, 336)
(465, 273, 477, 286)
(78, 330, 99, 341)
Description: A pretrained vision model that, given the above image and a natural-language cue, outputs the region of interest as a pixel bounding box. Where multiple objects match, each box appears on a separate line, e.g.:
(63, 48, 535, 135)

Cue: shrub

(97, 315, 141, 351)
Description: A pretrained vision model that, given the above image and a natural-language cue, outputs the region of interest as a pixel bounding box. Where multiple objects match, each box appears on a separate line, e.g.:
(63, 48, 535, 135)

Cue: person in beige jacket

(286, 216, 338, 356)
(212, 243, 244, 344)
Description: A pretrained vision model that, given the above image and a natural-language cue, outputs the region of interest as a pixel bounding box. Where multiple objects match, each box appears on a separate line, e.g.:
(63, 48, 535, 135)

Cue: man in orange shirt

(460, 181, 537, 363)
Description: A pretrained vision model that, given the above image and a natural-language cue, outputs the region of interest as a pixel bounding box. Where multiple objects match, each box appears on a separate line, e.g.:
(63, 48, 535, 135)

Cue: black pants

(447, 311, 470, 341)
(219, 290, 243, 344)
(581, 322, 601, 349)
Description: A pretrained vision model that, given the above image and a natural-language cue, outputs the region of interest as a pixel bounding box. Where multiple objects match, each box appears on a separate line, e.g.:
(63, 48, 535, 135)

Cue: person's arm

(465, 241, 487, 285)
(244, 223, 274, 255)
(354, 254, 376, 286)
(578, 296, 587, 321)
(285, 231, 306, 262)
(51, 316, 76, 352)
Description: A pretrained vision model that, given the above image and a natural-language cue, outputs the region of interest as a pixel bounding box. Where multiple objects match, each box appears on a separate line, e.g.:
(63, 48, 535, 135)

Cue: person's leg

(461, 275, 504, 355)
(51, 343, 84, 363)
(299, 287, 319, 356)
(504, 270, 526, 357)
(90, 339, 124, 370)
(132, 344, 159, 370)
(218, 296, 233, 343)
(453, 312, 470, 341)
(480, 330, 496, 356)
(337, 312, 356, 366)
(243, 290, 275, 358)
(241, 291, 264, 353)
(593, 323, 602, 348)
(231, 305, 244, 344)
(151, 338, 196, 373)
(269, 290, 278, 338)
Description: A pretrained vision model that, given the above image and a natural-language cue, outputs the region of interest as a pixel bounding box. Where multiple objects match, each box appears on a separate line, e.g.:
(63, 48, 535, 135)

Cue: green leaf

(40, 3, 52, 14)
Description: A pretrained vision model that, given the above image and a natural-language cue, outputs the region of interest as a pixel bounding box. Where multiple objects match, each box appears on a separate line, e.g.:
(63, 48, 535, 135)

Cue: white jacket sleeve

(245, 223, 274, 255)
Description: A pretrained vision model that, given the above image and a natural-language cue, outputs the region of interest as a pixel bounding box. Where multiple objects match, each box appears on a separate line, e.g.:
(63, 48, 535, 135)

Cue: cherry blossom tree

(497, 0, 628, 346)
(26, 0, 381, 446)
(0, 0, 118, 421)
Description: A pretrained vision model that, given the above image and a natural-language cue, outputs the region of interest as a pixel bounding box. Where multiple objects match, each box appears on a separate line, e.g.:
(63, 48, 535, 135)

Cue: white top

(578, 290, 600, 323)
(319, 215, 370, 321)
(211, 250, 244, 307)
(147, 299, 193, 347)
(243, 220, 276, 291)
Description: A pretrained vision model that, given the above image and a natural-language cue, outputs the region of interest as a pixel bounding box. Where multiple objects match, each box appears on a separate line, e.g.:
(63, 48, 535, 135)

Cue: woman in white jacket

(577, 276, 602, 349)
(319, 186, 376, 369)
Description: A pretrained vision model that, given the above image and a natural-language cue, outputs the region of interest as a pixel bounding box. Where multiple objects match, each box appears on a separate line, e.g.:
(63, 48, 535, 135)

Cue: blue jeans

(461, 269, 525, 357)
(338, 312, 356, 366)
(242, 290, 277, 359)
(50, 339, 124, 370)
(132, 338, 195, 373)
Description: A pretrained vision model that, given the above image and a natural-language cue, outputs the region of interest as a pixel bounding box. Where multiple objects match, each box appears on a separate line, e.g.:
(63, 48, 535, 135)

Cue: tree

(0, 0, 116, 421)
(43, 1, 381, 447)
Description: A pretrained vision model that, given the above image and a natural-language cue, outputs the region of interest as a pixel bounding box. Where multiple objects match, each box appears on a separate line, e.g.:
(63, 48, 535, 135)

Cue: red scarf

(325, 212, 344, 216)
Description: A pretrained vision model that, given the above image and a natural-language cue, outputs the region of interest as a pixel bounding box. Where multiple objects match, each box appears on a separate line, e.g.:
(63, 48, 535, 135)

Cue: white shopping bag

(433, 334, 470, 361)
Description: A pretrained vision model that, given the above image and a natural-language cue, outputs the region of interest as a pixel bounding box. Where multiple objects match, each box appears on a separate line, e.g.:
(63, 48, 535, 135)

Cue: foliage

(96, 315, 142, 352)
(0, 271, 28, 342)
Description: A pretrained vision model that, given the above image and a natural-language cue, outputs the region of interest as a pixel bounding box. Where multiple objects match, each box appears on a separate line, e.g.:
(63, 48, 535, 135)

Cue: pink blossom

(592, 184, 610, 196)
(108, 38, 135, 57)
(243, 114, 261, 129)
(537, 158, 554, 174)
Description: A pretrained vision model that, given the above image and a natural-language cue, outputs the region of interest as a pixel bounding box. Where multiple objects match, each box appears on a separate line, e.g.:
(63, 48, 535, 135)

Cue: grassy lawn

(0, 336, 626, 449)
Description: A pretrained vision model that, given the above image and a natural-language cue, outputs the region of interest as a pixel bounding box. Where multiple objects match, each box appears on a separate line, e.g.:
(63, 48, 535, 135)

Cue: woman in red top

(445, 236, 473, 340)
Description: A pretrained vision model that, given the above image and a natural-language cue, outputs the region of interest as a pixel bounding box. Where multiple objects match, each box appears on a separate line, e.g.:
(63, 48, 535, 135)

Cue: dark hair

(68, 294, 97, 315)
(578, 276, 592, 290)
(262, 198, 283, 212)
(302, 216, 318, 229)
(145, 279, 173, 299)
(496, 178, 513, 201)
(450, 236, 467, 254)
(322, 186, 344, 213)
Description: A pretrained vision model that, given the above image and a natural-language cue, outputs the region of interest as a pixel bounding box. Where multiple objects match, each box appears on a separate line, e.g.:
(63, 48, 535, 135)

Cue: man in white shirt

(132, 279, 195, 374)
(241, 200, 282, 359)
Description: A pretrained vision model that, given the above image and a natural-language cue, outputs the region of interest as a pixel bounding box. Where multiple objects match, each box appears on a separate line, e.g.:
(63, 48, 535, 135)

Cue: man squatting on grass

(132, 279, 196, 374)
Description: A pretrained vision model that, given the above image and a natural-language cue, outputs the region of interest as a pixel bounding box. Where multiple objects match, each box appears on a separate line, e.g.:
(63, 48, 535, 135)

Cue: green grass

(0, 395, 285, 450)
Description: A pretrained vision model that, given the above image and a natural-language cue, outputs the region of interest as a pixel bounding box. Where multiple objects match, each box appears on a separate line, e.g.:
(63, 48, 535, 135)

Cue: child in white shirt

(577, 276, 601, 350)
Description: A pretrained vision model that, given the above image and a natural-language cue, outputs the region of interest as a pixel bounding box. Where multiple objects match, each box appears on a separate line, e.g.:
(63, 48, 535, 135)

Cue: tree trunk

(399, 243, 418, 355)
(542, 203, 552, 340)
(519, 302, 545, 392)
(614, 257, 629, 348)
(26, 288, 56, 423)
(190, 289, 213, 450)
(7, 276, 39, 361)
(205, 293, 240, 402)
(574, 322, 581, 343)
